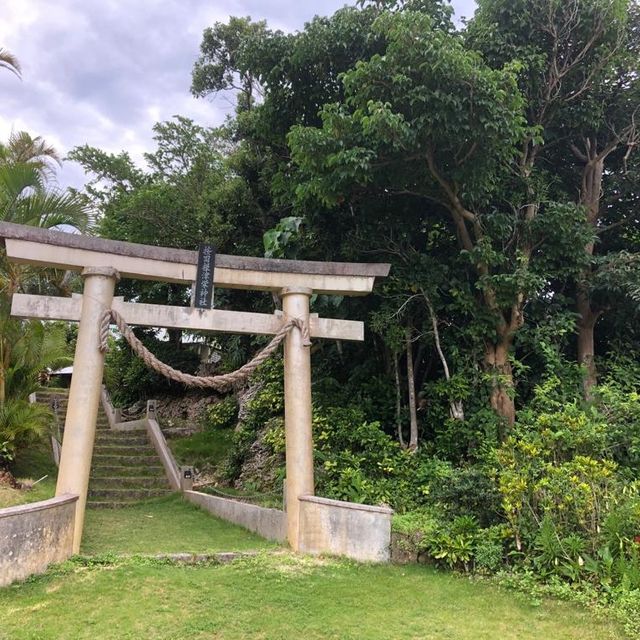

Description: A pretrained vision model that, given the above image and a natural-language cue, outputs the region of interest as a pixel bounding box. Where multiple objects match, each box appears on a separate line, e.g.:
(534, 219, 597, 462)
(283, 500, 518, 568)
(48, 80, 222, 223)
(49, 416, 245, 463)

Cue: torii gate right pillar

(281, 287, 314, 550)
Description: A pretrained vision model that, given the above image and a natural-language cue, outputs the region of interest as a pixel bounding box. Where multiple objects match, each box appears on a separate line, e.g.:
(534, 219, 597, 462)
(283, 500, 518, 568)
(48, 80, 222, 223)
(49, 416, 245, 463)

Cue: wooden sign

(194, 244, 216, 309)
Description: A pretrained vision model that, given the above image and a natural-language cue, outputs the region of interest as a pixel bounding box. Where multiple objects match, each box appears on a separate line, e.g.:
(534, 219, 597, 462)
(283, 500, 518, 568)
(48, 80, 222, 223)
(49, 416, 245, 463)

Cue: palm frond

(12, 189, 90, 231)
(0, 48, 21, 78)
(0, 399, 52, 454)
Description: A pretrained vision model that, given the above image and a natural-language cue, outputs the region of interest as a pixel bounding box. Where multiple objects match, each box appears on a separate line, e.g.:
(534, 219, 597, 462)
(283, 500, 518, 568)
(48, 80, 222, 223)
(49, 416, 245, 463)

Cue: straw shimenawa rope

(98, 307, 311, 391)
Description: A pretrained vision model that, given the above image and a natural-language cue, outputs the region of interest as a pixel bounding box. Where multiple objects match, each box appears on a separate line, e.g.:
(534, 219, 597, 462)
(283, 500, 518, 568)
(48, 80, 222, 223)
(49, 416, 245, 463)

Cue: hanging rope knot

(290, 316, 312, 347)
(96, 307, 312, 389)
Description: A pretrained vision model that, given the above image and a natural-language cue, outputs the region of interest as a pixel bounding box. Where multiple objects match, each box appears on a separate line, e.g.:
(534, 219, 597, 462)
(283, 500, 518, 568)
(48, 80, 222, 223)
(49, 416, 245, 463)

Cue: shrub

(204, 396, 238, 431)
(473, 525, 507, 573)
(313, 405, 424, 510)
(392, 511, 507, 573)
(428, 464, 502, 527)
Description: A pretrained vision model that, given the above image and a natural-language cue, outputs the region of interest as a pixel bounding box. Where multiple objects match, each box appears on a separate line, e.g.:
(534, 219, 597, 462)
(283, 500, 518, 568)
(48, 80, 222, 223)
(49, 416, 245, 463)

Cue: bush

(221, 358, 284, 481)
(392, 511, 508, 573)
(428, 464, 502, 527)
(0, 399, 52, 465)
(493, 380, 640, 589)
(313, 405, 424, 510)
(204, 396, 238, 431)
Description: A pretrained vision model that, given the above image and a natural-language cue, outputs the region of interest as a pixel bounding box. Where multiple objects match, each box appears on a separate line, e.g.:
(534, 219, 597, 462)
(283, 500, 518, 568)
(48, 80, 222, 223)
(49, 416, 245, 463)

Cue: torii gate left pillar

(55, 267, 119, 552)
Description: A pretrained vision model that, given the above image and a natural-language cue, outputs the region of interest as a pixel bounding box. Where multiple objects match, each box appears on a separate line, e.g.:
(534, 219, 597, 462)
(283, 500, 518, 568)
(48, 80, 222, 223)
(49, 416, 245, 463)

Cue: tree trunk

(422, 290, 464, 420)
(393, 353, 405, 447)
(576, 286, 599, 398)
(574, 147, 606, 398)
(484, 338, 516, 433)
(406, 327, 419, 451)
(0, 336, 8, 407)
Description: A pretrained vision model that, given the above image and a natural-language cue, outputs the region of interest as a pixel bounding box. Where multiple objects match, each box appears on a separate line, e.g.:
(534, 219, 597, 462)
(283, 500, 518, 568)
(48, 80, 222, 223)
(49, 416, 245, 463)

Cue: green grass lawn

(81, 494, 278, 555)
(168, 427, 234, 469)
(0, 554, 627, 640)
(0, 477, 56, 508)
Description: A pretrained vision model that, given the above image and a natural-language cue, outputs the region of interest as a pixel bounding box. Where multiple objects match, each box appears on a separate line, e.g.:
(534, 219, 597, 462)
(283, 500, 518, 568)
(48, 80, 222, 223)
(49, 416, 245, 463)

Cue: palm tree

(0, 131, 61, 180)
(0, 131, 90, 297)
(0, 133, 88, 468)
(0, 47, 20, 78)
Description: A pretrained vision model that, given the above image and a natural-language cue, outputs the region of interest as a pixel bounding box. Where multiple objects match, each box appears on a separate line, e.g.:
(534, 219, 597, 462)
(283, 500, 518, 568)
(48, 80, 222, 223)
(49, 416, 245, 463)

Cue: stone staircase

(37, 389, 173, 508)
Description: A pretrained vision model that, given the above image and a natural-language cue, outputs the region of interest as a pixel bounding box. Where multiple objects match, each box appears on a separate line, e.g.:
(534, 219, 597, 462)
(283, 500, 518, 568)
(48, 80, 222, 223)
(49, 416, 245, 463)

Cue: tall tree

(468, 0, 640, 396)
(285, 1, 640, 425)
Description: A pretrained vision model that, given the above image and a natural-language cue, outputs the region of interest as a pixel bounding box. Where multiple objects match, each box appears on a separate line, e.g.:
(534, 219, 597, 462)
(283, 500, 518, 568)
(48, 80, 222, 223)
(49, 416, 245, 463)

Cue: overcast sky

(0, 0, 476, 190)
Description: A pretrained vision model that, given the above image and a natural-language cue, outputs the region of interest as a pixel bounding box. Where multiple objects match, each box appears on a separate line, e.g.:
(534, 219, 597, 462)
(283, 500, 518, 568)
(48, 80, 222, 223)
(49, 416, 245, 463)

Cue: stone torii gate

(0, 222, 389, 553)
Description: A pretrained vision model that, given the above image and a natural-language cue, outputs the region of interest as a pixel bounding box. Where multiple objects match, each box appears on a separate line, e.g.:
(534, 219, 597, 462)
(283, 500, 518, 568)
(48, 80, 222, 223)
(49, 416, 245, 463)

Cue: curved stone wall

(0, 494, 77, 587)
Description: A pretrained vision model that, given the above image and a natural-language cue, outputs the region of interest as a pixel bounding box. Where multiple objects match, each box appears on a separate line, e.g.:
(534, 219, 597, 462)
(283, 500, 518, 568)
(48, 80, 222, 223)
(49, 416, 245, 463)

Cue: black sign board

(194, 244, 216, 309)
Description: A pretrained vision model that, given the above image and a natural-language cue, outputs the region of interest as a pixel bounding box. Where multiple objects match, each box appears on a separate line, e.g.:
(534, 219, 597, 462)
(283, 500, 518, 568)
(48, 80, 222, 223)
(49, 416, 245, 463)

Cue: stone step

(90, 476, 169, 489)
(87, 501, 145, 509)
(88, 488, 173, 500)
(94, 433, 149, 445)
(93, 444, 156, 456)
(92, 453, 161, 465)
(91, 465, 165, 477)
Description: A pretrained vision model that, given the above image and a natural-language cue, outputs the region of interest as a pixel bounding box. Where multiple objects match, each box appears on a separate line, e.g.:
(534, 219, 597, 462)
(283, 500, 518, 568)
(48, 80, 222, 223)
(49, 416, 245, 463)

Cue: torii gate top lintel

(0, 221, 390, 295)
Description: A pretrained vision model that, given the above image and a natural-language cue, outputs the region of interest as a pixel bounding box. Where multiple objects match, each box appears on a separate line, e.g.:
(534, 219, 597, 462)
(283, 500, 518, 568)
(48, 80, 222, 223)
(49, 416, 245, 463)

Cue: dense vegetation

(2, 0, 639, 634)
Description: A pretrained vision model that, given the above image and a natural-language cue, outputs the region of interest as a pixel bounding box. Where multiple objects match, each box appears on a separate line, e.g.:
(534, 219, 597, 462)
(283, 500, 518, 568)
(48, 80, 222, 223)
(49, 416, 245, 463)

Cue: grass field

(81, 494, 278, 555)
(0, 553, 627, 640)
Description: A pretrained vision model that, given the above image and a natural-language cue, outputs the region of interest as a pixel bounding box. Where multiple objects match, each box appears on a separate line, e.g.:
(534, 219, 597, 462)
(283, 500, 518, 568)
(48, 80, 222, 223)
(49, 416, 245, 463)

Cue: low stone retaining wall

(183, 490, 286, 543)
(0, 494, 78, 587)
(298, 495, 393, 562)
(146, 417, 181, 491)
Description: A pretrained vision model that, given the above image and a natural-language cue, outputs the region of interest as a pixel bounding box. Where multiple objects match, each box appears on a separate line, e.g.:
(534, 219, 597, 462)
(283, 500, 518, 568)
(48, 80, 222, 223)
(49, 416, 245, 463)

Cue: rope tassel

(98, 307, 311, 390)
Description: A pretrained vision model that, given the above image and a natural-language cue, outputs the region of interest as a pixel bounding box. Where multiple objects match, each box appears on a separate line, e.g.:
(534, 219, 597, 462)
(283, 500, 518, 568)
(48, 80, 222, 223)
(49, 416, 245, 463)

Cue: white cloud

(0, 0, 477, 190)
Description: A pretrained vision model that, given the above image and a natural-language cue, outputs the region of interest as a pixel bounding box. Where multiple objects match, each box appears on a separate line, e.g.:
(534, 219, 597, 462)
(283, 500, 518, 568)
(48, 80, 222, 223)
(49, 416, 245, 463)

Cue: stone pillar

(281, 286, 314, 550)
(55, 267, 119, 553)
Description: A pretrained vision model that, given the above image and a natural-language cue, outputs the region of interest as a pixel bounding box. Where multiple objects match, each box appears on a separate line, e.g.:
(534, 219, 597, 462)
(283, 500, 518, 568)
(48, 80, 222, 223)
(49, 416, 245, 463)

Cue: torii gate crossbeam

(0, 222, 389, 553)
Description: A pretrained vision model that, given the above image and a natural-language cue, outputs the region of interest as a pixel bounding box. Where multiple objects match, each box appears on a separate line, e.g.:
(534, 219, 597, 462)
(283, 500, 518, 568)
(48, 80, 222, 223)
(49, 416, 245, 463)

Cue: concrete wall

(184, 490, 286, 543)
(100, 385, 119, 429)
(0, 494, 78, 587)
(298, 495, 393, 563)
(146, 417, 181, 491)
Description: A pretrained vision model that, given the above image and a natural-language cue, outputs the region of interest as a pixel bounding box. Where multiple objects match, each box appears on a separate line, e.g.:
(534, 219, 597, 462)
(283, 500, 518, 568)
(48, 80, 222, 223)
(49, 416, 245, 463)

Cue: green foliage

(393, 510, 509, 573)
(222, 358, 284, 481)
(263, 216, 303, 258)
(595, 385, 640, 472)
(0, 438, 13, 467)
(104, 333, 200, 406)
(313, 405, 423, 510)
(205, 396, 239, 431)
(0, 399, 52, 462)
(491, 379, 640, 590)
(428, 464, 502, 527)
(474, 526, 507, 573)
